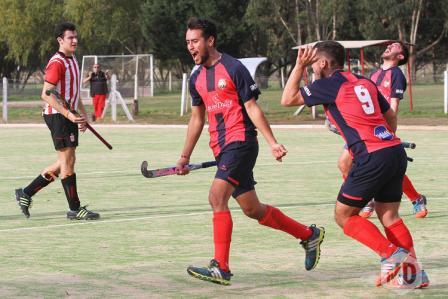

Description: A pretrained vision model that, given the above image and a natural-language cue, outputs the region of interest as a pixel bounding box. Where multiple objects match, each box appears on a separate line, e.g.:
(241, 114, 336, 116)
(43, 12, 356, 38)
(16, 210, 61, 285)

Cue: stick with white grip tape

(141, 160, 217, 178)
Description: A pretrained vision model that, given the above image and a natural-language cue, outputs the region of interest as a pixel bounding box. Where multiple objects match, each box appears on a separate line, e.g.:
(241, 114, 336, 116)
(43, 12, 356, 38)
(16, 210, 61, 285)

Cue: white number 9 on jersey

(354, 85, 374, 114)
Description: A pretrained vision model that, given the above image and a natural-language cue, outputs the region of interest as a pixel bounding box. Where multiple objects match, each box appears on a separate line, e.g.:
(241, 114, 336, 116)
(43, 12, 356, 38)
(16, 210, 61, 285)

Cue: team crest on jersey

(70, 133, 75, 142)
(384, 80, 390, 87)
(374, 125, 394, 140)
(218, 78, 227, 89)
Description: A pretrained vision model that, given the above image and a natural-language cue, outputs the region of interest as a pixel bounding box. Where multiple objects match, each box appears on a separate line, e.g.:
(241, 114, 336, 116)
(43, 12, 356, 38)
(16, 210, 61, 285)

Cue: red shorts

(92, 94, 107, 118)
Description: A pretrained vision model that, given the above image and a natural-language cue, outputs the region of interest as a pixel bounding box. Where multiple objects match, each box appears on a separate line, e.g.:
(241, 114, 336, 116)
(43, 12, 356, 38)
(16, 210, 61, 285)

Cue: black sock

(61, 173, 81, 211)
(23, 174, 52, 197)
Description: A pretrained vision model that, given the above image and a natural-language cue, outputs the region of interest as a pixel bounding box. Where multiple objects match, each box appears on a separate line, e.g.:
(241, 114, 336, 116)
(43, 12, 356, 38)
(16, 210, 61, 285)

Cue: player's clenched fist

(271, 143, 287, 162)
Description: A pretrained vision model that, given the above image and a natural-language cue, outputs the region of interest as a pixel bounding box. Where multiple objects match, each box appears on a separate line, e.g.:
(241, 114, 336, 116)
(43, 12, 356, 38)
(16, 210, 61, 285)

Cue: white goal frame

(80, 54, 154, 101)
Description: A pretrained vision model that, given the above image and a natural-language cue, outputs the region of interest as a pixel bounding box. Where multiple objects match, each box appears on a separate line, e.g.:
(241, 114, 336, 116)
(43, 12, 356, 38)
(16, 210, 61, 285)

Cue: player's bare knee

(208, 191, 227, 211)
(377, 214, 401, 227)
(241, 205, 263, 219)
(334, 213, 346, 228)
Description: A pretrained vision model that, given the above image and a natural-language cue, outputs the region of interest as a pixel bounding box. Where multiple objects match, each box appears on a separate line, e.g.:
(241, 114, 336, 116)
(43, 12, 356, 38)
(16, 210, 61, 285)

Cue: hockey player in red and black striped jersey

(14, 22, 99, 220)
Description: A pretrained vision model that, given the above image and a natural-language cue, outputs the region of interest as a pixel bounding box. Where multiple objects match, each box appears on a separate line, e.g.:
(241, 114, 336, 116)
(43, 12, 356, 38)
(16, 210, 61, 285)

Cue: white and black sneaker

(15, 188, 32, 218)
(67, 205, 100, 220)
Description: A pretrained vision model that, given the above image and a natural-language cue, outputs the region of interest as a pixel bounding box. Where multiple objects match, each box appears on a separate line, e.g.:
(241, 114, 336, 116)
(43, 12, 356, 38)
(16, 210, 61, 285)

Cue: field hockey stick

(401, 141, 416, 162)
(141, 160, 217, 178)
(45, 90, 113, 150)
(401, 141, 416, 149)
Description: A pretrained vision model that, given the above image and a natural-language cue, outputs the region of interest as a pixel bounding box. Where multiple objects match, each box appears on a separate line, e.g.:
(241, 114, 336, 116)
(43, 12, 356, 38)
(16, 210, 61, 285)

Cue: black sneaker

(187, 259, 232, 285)
(67, 205, 100, 220)
(15, 188, 32, 218)
(300, 224, 325, 271)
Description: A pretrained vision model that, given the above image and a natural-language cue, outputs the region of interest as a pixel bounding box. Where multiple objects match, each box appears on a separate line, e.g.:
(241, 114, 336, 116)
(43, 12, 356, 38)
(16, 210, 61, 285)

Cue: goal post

(80, 54, 154, 119)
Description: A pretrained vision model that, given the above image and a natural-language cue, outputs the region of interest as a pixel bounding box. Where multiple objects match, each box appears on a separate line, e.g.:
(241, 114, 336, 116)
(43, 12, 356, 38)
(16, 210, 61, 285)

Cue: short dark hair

(55, 22, 76, 39)
(187, 17, 217, 46)
(396, 41, 409, 66)
(313, 41, 345, 69)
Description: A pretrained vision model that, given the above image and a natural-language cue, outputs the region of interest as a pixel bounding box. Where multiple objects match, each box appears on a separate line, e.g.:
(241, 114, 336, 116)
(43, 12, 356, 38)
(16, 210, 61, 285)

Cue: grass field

(2, 84, 447, 125)
(0, 126, 447, 298)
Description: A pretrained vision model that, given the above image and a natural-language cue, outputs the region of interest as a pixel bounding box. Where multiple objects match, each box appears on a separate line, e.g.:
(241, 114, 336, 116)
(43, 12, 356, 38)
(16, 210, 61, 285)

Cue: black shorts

(44, 114, 79, 150)
(215, 141, 258, 198)
(338, 145, 407, 208)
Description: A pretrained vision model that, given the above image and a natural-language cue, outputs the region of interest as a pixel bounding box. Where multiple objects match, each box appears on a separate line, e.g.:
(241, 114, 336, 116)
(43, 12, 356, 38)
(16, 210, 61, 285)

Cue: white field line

(1, 123, 448, 131)
(0, 197, 445, 233)
(0, 205, 320, 233)
(2, 160, 336, 180)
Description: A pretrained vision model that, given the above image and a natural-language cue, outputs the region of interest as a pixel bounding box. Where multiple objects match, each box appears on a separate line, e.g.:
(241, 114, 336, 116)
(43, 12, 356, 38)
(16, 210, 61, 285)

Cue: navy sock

(23, 174, 52, 197)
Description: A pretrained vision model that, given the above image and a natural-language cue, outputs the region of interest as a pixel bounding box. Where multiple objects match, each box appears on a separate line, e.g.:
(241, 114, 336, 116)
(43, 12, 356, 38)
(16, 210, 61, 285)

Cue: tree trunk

(18, 71, 32, 93)
(332, 8, 336, 40)
(295, 0, 302, 45)
(408, 0, 423, 81)
(315, 0, 321, 40)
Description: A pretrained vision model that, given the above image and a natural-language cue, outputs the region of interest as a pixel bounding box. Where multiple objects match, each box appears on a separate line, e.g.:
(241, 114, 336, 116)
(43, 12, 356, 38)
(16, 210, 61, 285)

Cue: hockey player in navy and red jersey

(351, 42, 427, 219)
(281, 41, 428, 288)
(176, 17, 325, 286)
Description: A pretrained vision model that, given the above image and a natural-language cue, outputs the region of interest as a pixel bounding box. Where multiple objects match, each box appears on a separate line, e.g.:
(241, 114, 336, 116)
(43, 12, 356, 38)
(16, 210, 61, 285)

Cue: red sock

(258, 205, 312, 240)
(213, 211, 232, 272)
(402, 175, 421, 202)
(385, 218, 418, 274)
(385, 218, 416, 258)
(343, 215, 397, 258)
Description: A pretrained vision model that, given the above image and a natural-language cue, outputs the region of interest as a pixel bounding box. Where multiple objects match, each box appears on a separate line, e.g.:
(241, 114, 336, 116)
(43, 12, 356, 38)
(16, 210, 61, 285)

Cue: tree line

(0, 0, 447, 88)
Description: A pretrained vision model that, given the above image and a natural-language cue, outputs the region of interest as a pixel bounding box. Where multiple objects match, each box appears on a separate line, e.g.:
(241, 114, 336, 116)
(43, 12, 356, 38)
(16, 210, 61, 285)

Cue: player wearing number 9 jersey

(281, 41, 428, 288)
(300, 70, 401, 156)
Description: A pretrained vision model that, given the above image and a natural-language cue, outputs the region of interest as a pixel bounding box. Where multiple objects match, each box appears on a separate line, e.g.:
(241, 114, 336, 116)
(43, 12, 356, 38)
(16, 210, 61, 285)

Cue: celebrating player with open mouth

(281, 41, 428, 289)
(177, 17, 325, 286)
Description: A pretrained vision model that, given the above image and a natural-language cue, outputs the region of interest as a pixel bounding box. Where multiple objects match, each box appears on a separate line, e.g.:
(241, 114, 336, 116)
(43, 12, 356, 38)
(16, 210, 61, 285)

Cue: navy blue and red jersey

(189, 53, 261, 157)
(300, 71, 401, 158)
(370, 66, 406, 103)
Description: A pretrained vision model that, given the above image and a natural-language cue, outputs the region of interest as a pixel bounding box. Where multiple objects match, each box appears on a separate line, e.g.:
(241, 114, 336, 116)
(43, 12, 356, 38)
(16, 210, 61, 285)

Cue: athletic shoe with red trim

(387, 269, 429, 289)
(359, 199, 375, 218)
(412, 195, 428, 219)
(376, 247, 410, 287)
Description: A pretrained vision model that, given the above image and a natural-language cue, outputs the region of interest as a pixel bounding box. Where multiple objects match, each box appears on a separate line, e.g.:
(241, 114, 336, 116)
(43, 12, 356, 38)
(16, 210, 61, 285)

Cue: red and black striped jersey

(189, 53, 261, 157)
(370, 66, 407, 103)
(43, 51, 80, 115)
(300, 71, 401, 158)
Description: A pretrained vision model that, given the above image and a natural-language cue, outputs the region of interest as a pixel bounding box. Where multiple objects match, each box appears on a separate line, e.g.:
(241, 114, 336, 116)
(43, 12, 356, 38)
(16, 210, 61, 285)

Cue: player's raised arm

(244, 99, 287, 162)
(281, 47, 318, 107)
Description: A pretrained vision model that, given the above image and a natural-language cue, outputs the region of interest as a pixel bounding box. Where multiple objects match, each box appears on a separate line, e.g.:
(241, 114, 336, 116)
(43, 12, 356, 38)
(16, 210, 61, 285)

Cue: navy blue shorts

(215, 141, 258, 198)
(338, 144, 407, 208)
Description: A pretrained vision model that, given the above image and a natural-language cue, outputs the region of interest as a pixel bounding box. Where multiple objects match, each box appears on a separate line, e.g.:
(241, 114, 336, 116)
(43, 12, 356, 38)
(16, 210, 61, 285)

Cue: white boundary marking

(1, 198, 445, 233)
(2, 160, 336, 180)
(0, 204, 323, 233)
(1, 123, 448, 131)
